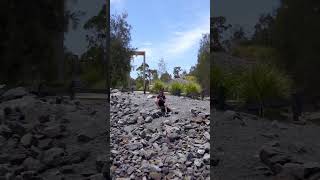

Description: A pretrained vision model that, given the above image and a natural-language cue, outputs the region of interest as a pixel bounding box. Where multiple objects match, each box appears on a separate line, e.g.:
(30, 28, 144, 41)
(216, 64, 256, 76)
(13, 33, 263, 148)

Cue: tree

(136, 62, 150, 79)
(212, 16, 232, 51)
(160, 72, 172, 83)
(195, 33, 210, 94)
(83, 6, 135, 88)
(231, 25, 247, 42)
(173, 67, 182, 78)
(181, 70, 187, 78)
(252, 14, 275, 46)
(272, 0, 320, 95)
(0, 0, 82, 85)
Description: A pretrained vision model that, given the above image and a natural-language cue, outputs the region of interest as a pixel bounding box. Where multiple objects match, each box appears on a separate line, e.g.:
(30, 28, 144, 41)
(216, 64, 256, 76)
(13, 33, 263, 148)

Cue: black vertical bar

(105, 0, 111, 179)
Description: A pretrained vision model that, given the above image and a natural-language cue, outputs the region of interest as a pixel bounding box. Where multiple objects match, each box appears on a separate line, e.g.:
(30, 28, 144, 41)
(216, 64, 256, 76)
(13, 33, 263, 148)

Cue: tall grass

(239, 63, 292, 116)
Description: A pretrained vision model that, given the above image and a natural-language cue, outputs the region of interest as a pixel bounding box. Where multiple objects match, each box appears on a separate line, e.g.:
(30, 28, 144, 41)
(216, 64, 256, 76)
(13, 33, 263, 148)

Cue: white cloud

(148, 16, 209, 61)
(131, 14, 209, 77)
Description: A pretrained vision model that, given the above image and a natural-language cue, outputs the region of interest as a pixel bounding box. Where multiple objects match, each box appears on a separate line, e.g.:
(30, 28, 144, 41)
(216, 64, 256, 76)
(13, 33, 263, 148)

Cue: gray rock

(41, 147, 65, 166)
(203, 153, 210, 164)
(144, 116, 153, 123)
(96, 155, 108, 172)
(43, 125, 62, 138)
(0, 164, 10, 176)
(167, 132, 180, 142)
(126, 117, 138, 124)
(60, 165, 74, 174)
(127, 166, 135, 175)
(6, 121, 26, 136)
(1, 87, 28, 101)
(38, 138, 53, 150)
(197, 149, 205, 156)
(65, 150, 90, 164)
(38, 115, 50, 123)
(141, 161, 161, 172)
(77, 130, 97, 143)
(89, 173, 105, 180)
(149, 172, 161, 180)
(10, 152, 27, 165)
(203, 132, 210, 140)
(0, 125, 12, 138)
(20, 133, 34, 147)
(194, 159, 203, 168)
(126, 142, 143, 151)
(303, 162, 320, 178)
(23, 157, 44, 172)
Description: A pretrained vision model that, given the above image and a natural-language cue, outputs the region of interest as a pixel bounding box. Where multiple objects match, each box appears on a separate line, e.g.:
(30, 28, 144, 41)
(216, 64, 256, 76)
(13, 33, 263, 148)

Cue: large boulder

(1, 87, 28, 101)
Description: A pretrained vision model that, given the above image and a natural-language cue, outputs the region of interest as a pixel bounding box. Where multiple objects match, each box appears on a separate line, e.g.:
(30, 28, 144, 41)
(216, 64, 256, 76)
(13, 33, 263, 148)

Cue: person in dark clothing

(155, 89, 171, 113)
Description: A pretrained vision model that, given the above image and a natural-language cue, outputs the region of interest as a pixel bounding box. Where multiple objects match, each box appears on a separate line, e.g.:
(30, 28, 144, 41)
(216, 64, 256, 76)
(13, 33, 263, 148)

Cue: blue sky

(214, 0, 280, 37)
(111, 0, 210, 79)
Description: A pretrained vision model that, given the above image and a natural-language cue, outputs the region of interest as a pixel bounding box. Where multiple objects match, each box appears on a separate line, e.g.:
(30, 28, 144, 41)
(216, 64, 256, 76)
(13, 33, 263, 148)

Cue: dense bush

(184, 75, 197, 82)
(169, 82, 184, 96)
(183, 82, 202, 97)
(151, 80, 166, 93)
(211, 66, 241, 99)
(80, 69, 101, 87)
(239, 63, 292, 116)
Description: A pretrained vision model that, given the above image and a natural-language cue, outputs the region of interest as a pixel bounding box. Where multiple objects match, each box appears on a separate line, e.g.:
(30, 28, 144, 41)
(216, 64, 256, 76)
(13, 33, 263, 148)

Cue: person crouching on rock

(155, 88, 171, 113)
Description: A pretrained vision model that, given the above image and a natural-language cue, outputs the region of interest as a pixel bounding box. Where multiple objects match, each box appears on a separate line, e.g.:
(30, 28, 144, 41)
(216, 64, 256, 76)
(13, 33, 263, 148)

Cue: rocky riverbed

(0, 87, 108, 179)
(110, 90, 210, 179)
(213, 109, 320, 180)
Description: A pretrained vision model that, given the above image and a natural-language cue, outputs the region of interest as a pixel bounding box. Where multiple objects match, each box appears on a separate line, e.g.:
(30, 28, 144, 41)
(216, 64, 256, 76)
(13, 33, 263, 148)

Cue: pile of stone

(0, 87, 107, 179)
(110, 90, 210, 179)
(259, 142, 320, 180)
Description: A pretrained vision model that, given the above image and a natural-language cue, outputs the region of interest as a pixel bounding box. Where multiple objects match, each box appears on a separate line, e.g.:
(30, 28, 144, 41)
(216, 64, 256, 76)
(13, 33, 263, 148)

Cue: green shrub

(239, 63, 292, 116)
(184, 75, 197, 82)
(211, 66, 242, 99)
(81, 70, 101, 86)
(183, 82, 202, 97)
(151, 80, 166, 93)
(91, 79, 106, 89)
(169, 82, 184, 96)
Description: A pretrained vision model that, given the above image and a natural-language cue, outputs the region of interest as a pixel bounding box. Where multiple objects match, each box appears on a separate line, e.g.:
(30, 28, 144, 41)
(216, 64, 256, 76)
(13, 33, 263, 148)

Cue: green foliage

(151, 80, 166, 93)
(169, 82, 184, 96)
(160, 72, 172, 83)
(184, 76, 197, 82)
(135, 77, 144, 90)
(80, 69, 101, 86)
(91, 79, 106, 89)
(183, 82, 202, 97)
(239, 63, 292, 107)
(211, 66, 241, 99)
(84, 6, 134, 88)
(190, 33, 210, 95)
